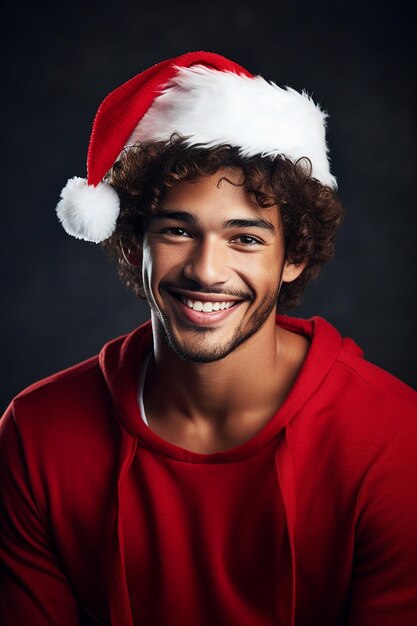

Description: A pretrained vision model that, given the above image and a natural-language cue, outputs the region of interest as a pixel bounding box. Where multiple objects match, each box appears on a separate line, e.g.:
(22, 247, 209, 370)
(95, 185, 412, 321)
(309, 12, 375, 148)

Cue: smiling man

(133, 165, 309, 454)
(1, 52, 416, 626)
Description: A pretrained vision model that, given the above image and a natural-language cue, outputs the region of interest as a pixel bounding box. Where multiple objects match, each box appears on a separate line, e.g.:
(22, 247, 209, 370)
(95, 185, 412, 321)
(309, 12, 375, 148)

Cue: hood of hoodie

(99, 314, 357, 442)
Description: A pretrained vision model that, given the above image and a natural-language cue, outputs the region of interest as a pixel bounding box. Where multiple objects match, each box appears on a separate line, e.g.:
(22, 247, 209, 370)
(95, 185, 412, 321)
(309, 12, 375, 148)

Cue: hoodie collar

(100, 315, 343, 446)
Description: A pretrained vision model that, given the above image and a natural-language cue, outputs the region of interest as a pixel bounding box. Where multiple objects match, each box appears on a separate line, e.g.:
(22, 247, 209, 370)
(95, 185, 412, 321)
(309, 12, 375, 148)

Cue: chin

(160, 318, 261, 364)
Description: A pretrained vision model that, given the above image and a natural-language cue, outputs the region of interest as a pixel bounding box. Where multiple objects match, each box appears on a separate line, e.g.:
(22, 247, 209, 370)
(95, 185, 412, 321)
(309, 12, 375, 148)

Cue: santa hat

(56, 50, 337, 244)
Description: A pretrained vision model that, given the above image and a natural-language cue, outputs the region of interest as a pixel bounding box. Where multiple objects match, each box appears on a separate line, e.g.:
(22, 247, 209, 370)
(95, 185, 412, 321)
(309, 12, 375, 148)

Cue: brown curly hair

(102, 135, 344, 311)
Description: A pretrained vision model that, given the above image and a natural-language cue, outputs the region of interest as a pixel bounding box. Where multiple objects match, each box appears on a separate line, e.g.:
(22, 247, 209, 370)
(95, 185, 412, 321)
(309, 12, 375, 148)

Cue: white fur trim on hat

(56, 177, 120, 243)
(129, 65, 337, 189)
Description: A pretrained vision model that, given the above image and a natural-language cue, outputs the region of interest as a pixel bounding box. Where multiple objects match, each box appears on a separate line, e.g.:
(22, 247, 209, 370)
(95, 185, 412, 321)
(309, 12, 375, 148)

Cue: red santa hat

(56, 50, 337, 243)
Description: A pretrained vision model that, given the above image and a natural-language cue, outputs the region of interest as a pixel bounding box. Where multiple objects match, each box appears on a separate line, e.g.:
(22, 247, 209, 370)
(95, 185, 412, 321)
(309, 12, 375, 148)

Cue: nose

(182, 236, 230, 288)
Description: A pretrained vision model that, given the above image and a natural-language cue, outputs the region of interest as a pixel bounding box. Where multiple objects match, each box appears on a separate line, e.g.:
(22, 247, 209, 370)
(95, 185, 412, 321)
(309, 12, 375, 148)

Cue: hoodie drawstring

(109, 432, 137, 626)
(274, 426, 297, 626)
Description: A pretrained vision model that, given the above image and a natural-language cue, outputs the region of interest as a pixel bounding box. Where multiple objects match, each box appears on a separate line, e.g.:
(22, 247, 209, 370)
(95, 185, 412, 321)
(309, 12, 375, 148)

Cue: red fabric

(87, 51, 253, 186)
(1, 315, 416, 626)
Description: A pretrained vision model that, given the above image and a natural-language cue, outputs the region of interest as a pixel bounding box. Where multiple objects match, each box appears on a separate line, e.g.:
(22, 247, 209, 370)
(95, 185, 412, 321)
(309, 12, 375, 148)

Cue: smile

(180, 297, 236, 313)
(166, 290, 244, 326)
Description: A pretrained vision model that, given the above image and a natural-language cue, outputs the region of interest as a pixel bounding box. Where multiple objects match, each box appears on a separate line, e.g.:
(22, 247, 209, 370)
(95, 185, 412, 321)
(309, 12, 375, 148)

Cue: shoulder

(306, 314, 417, 415)
(283, 313, 417, 422)
(0, 337, 131, 530)
(11, 353, 108, 430)
(0, 334, 136, 508)
(3, 332, 129, 449)
(289, 316, 417, 480)
(334, 341, 417, 416)
(318, 335, 417, 476)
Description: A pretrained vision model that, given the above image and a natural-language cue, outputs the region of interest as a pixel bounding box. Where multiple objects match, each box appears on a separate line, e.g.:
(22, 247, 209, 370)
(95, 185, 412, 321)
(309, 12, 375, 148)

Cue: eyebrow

(151, 210, 197, 225)
(223, 218, 276, 233)
(151, 210, 276, 233)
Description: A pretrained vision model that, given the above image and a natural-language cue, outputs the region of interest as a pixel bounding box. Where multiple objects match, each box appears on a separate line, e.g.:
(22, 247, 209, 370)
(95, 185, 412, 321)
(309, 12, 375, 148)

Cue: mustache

(161, 280, 252, 301)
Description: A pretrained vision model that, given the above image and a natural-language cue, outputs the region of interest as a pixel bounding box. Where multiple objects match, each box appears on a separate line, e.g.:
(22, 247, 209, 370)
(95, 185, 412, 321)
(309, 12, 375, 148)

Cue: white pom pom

(56, 176, 120, 243)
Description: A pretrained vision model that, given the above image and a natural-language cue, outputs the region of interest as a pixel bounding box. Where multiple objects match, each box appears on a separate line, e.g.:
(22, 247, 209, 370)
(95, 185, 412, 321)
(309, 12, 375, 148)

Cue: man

(1, 51, 416, 626)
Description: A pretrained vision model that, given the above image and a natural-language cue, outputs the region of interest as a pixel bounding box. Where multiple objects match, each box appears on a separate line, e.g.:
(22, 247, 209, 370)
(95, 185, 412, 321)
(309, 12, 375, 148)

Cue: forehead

(160, 167, 280, 226)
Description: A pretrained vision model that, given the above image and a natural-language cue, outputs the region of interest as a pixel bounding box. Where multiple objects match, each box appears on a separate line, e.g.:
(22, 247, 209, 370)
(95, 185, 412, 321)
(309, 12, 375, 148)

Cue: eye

(230, 235, 263, 246)
(160, 227, 191, 238)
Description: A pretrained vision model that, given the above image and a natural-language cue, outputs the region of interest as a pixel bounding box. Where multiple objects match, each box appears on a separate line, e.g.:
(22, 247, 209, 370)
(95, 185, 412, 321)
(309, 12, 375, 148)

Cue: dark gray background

(2, 0, 416, 411)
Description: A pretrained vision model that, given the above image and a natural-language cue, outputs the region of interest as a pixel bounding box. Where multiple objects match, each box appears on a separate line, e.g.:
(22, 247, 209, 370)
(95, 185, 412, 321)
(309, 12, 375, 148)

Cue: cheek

(142, 241, 184, 293)
(141, 243, 165, 303)
(239, 250, 284, 294)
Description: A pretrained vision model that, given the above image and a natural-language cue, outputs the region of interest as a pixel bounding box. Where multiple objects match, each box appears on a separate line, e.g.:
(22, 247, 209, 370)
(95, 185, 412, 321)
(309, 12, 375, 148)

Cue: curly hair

(102, 135, 344, 311)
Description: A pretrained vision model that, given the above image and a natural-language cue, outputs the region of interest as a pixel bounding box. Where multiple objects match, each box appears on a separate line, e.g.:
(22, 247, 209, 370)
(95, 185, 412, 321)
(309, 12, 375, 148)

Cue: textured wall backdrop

(2, 0, 416, 410)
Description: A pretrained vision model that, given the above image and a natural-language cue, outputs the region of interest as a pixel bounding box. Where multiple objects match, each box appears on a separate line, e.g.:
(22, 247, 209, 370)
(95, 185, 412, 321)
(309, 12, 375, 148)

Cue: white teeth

(181, 296, 236, 312)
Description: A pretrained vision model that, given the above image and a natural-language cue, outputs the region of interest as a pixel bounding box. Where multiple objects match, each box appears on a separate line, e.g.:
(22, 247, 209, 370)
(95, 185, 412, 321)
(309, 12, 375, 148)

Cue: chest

(121, 442, 285, 625)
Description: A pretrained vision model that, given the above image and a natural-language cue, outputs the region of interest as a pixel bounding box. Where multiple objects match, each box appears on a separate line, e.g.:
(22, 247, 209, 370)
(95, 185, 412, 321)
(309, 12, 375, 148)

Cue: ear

(120, 241, 142, 267)
(281, 258, 306, 284)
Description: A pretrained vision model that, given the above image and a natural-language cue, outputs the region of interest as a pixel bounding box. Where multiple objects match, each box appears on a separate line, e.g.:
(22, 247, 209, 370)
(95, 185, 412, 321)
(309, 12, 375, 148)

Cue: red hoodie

(1, 315, 416, 626)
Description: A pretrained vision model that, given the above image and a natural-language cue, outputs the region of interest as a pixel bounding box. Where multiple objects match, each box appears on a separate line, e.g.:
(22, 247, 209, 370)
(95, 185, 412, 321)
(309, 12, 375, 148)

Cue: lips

(166, 290, 244, 326)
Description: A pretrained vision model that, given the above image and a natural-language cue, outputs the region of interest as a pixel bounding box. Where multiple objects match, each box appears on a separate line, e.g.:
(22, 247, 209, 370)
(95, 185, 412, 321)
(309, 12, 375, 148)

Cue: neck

(145, 313, 308, 428)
